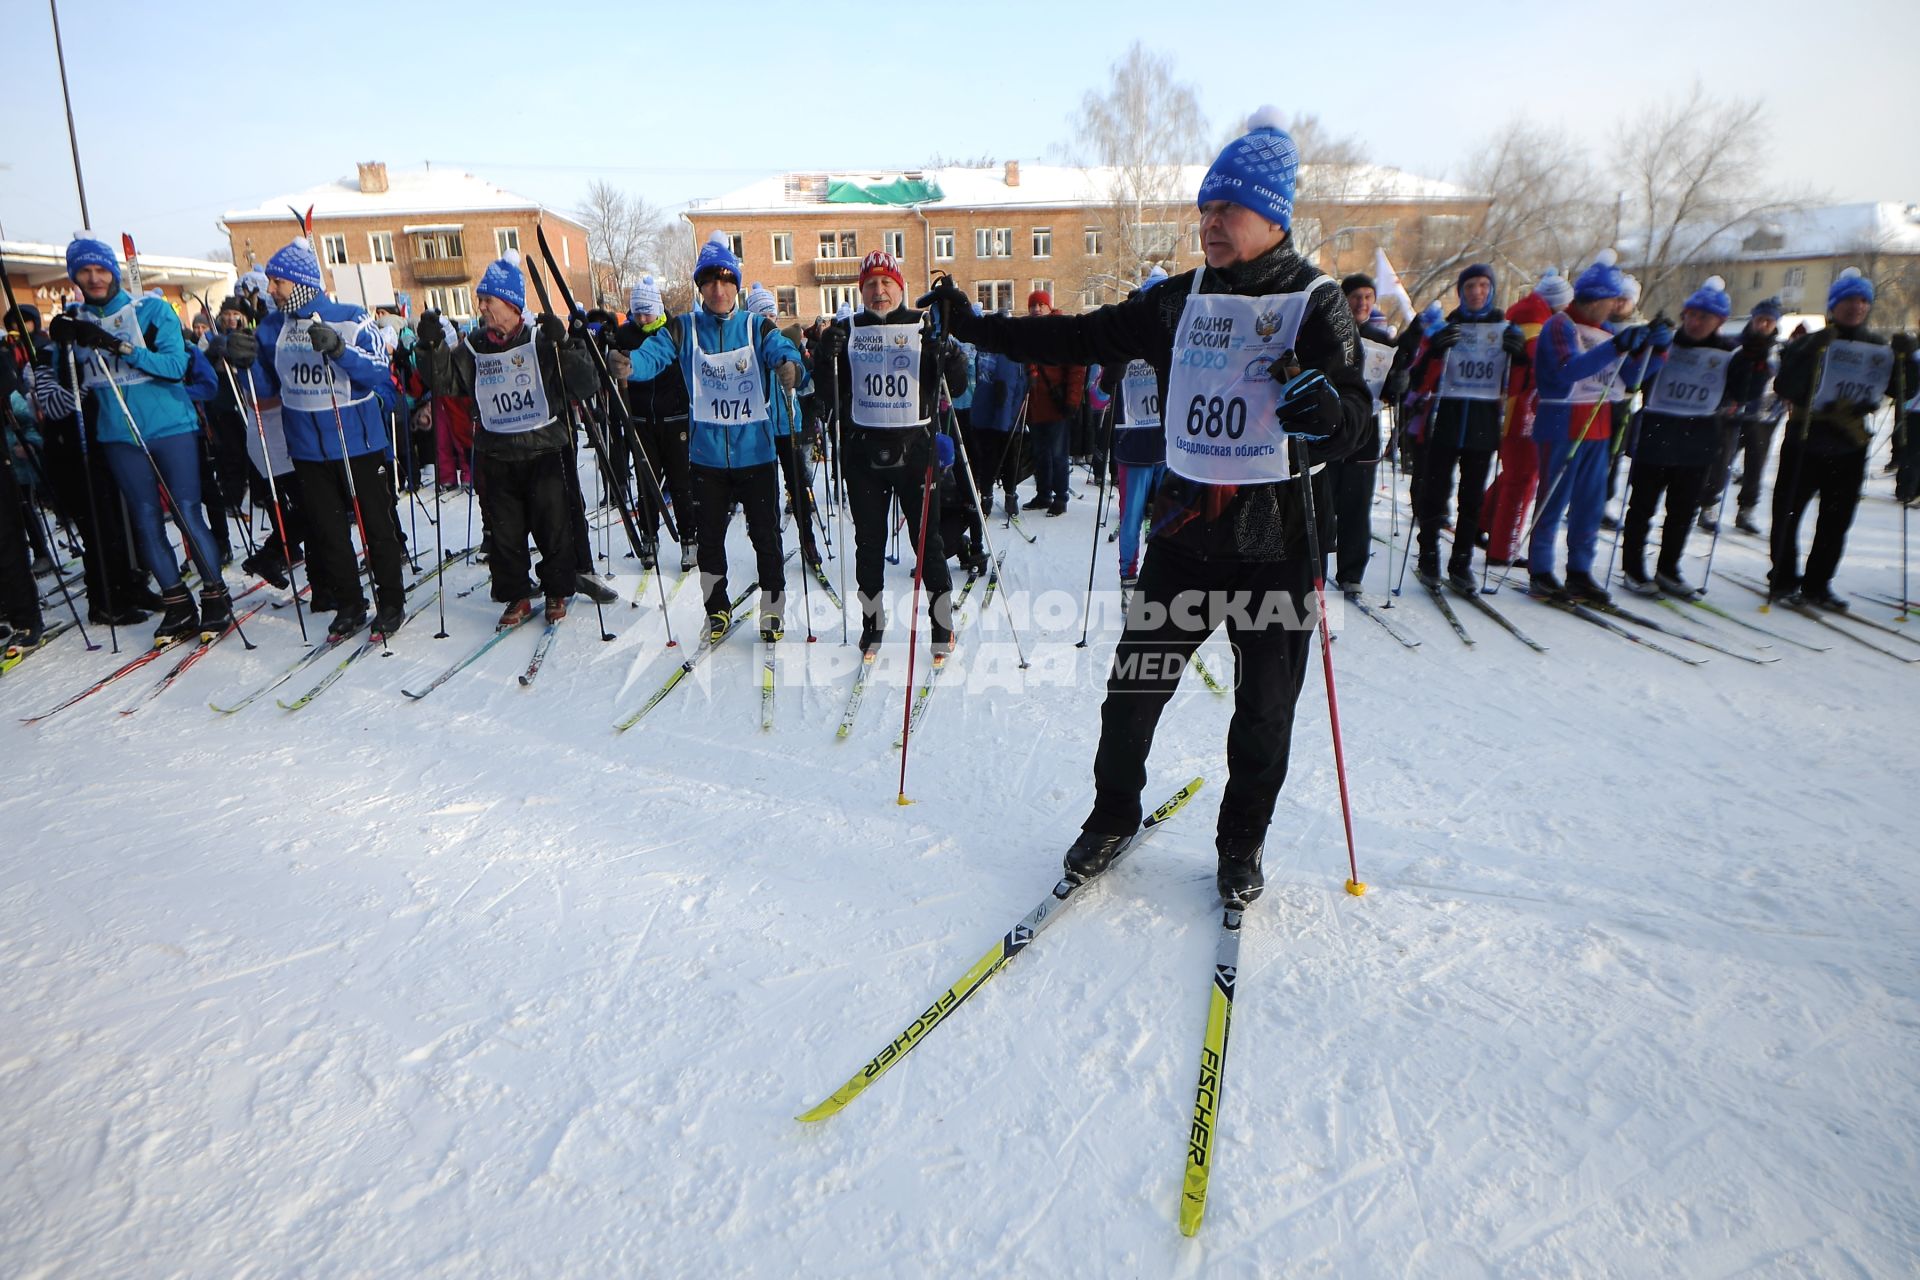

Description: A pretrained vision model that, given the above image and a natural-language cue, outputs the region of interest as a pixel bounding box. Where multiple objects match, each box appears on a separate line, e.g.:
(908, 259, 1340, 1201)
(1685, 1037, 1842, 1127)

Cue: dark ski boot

(152, 586, 200, 644)
(1063, 830, 1130, 884)
(1217, 839, 1265, 906)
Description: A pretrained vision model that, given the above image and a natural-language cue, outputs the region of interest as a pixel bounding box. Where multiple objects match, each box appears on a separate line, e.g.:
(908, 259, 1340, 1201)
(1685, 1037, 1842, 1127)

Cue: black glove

(307, 318, 345, 359)
(611, 320, 649, 352)
(1384, 369, 1410, 404)
(415, 311, 446, 349)
(816, 323, 846, 366)
(1501, 324, 1527, 359)
(567, 312, 591, 343)
(1890, 331, 1917, 358)
(914, 275, 973, 333)
(536, 313, 566, 347)
(224, 328, 258, 369)
(49, 314, 128, 353)
(1612, 324, 1649, 354)
(1272, 363, 1336, 439)
(1429, 323, 1461, 353)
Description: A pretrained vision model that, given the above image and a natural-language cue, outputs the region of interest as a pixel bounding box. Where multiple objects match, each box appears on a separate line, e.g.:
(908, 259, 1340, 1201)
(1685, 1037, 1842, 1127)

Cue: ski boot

(680, 542, 699, 574)
(1735, 508, 1762, 536)
(242, 549, 290, 589)
(498, 599, 535, 629)
(328, 602, 369, 639)
(858, 611, 885, 655)
(544, 595, 569, 622)
(1216, 838, 1265, 906)
(576, 573, 617, 605)
(372, 601, 406, 637)
(1445, 559, 1476, 595)
(1621, 568, 1659, 596)
(1063, 830, 1130, 884)
(152, 587, 200, 644)
(706, 610, 730, 644)
(1527, 571, 1566, 601)
(1563, 570, 1611, 606)
(1655, 568, 1701, 600)
(198, 583, 235, 633)
(1800, 584, 1848, 612)
(1414, 551, 1441, 588)
(638, 538, 659, 571)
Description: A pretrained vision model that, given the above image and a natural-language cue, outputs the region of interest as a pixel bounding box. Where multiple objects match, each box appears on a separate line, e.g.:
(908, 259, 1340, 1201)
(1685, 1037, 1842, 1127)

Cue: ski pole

(895, 450, 937, 807)
(228, 361, 308, 642)
(308, 322, 388, 655)
(96, 358, 254, 649)
(1491, 351, 1628, 594)
(1289, 430, 1366, 897)
(934, 359, 1030, 669)
(1075, 397, 1117, 647)
(431, 422, 449, 639)
(65, 345, 120, 652)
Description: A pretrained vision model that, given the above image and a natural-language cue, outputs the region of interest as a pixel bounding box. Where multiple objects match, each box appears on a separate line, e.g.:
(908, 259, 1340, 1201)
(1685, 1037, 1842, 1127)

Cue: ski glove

(49, 314, 129, 354)
(1429, 323, 1461, 353)
(1649, 321, 1675, 353)
(1888, 331, 1916, 357)
(775, 360, 800, 391)
(536, 313, 567, 347)
(307, 319, 345, 359)
(415, 312, 446, 349)
(914, 277, 973, 334)
(606, 349, 632, 382)
(1273, 367, 1336, 439)
(224, 328, 258, 369)
(1611, 324, 1651, 355)
(1501, 324, 1528, 360)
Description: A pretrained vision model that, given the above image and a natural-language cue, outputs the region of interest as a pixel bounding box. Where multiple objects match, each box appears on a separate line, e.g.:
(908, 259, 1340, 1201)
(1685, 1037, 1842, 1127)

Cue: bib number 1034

(490, 389, 536, 415)
(1185, 394, 1247, 439)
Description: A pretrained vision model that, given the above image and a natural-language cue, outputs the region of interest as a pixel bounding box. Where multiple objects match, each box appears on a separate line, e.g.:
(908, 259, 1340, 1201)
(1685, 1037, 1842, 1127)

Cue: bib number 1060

(1185, 394, 1246, 439)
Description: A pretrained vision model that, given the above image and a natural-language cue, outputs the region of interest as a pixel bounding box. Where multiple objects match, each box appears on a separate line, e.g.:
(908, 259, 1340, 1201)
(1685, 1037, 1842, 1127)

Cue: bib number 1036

(1185, 394, 1247, 439)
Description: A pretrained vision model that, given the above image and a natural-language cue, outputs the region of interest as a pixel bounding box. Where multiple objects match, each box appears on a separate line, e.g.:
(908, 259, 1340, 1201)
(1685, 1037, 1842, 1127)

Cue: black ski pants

(692, 461, 785, 618)
(1085, 541, 1316, 846)
(1329, 458, 1376, 588)
(843, 429, 952, 635)
(293, 451, 406, 614)
(633, 413, 695, 549)
(1622, 458, 1707, 579)
(477, 448, 576, 603)
(1769, 440, 1865, 595)
(1415, 433, 1492, 572)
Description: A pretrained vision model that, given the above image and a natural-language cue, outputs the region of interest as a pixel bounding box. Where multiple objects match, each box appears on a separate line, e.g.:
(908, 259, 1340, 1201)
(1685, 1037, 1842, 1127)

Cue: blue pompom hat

(1750, 295, 1784, 320)
(65, 231, 120, 286)
(1573, 248, 1625, 302)
(265, 237, 325, 290)
(477, 249, 526, 310)
(1827, 267, 1874, 310)
(693, 231, 742, 286)
(1196, 105, 1299, 232)
(1682, 275, 1732, 318)
(1418, 301, 1446, 336)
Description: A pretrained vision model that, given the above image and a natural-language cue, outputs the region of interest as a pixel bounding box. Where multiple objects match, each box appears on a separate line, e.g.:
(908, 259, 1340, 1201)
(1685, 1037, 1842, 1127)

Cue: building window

(776, 286, 798, 316)
(1084, 227, 1104, 256)
(320, 234, 348, 266)
(820, 284, 859, 315)
(882, 230, 907, 260)
(974, 228, 1012, 259)
(1188, 224, 1202, 255)
(425, 285, 474, 319)
(561, 235, 571, 268)
(367, 232, 395, 264)
(414, 230, 465, 260)
(994, 228, 1012, 257)
(1080, 284, 1103, 309)
(771, 233, 793, 264)
(818, 231, 857, 260)
(726, 232, 744, 260)
(1031, 278, 1054, 299)
(1751, 269, 1764, 289)
(1784, 267, 1805, 287)
(1128, 222, 1179, 260)
(1031, 228, 1052, 259)
(934, 229, 955, 261)
(975, 280, 1014, 311)
(495, 227, 520, 257)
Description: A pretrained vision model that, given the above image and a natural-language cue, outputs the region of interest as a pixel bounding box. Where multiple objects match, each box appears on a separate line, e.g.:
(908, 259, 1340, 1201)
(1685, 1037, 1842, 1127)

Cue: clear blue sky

(2, 0, 1914, 258)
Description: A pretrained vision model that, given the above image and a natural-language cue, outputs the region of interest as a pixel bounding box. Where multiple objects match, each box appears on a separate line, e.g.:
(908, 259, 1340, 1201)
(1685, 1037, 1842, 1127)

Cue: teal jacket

(626, 306, 800, 468)
(74, 290, 199, 446)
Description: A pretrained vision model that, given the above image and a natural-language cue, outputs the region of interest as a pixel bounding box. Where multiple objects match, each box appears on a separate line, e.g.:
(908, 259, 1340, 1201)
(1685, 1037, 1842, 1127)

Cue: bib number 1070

(1185, 394, 1247, 439)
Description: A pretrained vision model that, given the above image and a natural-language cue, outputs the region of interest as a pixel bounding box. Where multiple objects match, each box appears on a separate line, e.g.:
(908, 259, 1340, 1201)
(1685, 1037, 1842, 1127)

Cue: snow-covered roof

(1, 238, 235, 293)
(692, 162, 1478, 216)
(1628, 202, 1920, 264)
(222, 167, 549, 224)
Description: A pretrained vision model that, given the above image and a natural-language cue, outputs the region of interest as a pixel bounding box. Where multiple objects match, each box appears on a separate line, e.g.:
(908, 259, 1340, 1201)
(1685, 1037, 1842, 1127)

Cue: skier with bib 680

(931, 109, 1372, 905)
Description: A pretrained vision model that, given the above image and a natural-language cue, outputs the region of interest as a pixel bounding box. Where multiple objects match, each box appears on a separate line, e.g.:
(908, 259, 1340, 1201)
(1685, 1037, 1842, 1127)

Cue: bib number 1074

(1185, 394, 1247, 439)
(707, 397, 753, 421)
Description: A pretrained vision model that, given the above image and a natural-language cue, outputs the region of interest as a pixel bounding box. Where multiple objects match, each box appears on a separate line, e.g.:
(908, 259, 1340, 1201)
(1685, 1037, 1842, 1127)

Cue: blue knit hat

(1827, 267, 1874, 310)
(1457, 263, 1495, 294)
(693, 231, 742, 286)
(1196, 106, 1299, 232)
(1419, 301, 1446, 336)
(65, 232, 120, 286)
(477, 249, 526, 310)
(1573, 249, 1625, 302)
(265, 237, 325, 290)
(1141, 265, 1169, 290)
(934, 433, 955, 469)
(1751, 296, 1783, 320)
(1682, 275, 1732, 318)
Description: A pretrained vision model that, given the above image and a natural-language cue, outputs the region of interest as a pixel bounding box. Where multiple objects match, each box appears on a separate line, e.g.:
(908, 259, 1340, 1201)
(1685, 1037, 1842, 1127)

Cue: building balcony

(812, 257, 862, 282)
(409, 255, 469, 283)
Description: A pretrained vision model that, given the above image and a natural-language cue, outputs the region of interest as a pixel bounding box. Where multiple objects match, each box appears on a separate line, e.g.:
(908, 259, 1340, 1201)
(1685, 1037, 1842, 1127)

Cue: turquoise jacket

(74, 290, 198, 446)
(626, 306, 801, 468)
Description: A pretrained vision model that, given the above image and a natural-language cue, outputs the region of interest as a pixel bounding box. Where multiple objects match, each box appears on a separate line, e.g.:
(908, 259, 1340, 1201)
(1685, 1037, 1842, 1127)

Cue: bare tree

(651, 220, 696, 315)
(1285, 111, 1387, 266)
(1400, 120, 1612, 307)
(1614, 83, 1805, 312)
(1060, 42, 1211, 307)
(921, 152, 998, 170)
(579, 179, 670, 308)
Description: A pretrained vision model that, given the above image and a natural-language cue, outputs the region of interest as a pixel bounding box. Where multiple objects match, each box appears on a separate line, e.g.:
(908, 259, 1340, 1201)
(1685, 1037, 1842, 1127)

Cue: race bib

(847, 320, 924, 428)
(1645, 346, 1734, 417)
(1437, 323, 1506, 402)
(1811, 339, 1895, 410)
(1162, 273, 1336, 485)
(1543, 321, 1619, 406)
(689, 315, 768, 427)
(1360, 338, 1395, 406)
(79, 300, 154, 394)
(1119, 359, 1160, 428)
(471, 334, 552, 434)
(275, 319, 371, 413)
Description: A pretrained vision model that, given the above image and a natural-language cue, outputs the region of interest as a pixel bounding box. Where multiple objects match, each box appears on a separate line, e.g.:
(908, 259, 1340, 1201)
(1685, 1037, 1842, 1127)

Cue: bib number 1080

(861, 372, 910, 399)
(1185, 394, 1246, 439)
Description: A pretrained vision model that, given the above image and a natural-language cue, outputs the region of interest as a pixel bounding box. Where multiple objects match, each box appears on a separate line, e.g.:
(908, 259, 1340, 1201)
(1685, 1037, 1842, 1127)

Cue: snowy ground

(3, 455, 1917, 1278)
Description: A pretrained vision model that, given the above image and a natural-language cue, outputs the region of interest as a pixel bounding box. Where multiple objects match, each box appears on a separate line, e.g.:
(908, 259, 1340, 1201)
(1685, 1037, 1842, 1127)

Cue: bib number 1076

(1185, 394, 1247, 439)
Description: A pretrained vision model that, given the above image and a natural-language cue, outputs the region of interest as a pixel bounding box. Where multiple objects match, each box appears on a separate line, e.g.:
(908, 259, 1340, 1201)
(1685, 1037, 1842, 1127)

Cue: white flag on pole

(1372, 247, 1417, 329)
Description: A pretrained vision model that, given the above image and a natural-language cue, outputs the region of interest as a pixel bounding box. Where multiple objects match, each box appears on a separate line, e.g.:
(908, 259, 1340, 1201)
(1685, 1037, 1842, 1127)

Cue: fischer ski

(1, 621, 75, 676)
(1722, 572, 1920, 662)
(211, 629, 352, 714)
(1542, 597, 1705, 664)
(24, 636, 190, 723)
(401, 614, 537, 700)
(612, 572, 777, 732)
(796, 777, 1205, 1123)
(892, 565, 990, 747)
(1179, 903, 1243, 1236)
(1687, 593, 1826, 651)
(1590, 598, 1773, 664)
(1190, 651, 1230, 694)
(1650, 597, 1778, 663)
(836, 650, 877, 738)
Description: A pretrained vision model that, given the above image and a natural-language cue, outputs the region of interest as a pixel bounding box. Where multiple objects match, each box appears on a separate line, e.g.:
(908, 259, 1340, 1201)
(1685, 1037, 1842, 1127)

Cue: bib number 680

(1184, 394, 1247, 439)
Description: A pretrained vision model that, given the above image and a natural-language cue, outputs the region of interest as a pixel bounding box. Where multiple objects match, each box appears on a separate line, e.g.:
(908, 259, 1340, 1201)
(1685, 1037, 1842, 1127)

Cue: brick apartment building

(685, 160, 1487, 324)
(220, 163, 593, 322)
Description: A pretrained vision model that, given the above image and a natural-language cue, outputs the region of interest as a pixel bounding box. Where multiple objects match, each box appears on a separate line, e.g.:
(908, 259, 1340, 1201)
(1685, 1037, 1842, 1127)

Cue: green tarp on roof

(824, 177, 944, 206)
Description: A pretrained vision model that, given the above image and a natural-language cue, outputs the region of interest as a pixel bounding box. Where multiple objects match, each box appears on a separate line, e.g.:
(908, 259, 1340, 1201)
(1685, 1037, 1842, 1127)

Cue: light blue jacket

(73, 290, 198, 446)
(626, 306, 801, 468)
